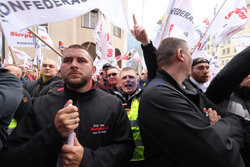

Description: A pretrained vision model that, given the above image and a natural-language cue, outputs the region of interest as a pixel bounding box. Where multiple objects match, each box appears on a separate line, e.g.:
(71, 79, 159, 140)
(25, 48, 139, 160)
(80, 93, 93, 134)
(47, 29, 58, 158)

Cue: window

(82, 10, 98, 29)
(113, 26, 121, 38)
(227, 39, 231, 44)
(227, 48, 230, 54)
(222, 49, 225, 55)
(207, 45, 210, 49)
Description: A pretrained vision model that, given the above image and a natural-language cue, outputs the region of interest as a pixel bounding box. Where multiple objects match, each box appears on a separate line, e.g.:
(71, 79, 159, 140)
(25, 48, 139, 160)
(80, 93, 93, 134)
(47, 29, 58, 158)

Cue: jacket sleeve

(0, 107, 65, 167)
(141, 41, 158, 80)
(206, 46, 250, 104)
(80, 103, 134, 167)
(0, 71, 23, 118)
(139, 86, 245, 167)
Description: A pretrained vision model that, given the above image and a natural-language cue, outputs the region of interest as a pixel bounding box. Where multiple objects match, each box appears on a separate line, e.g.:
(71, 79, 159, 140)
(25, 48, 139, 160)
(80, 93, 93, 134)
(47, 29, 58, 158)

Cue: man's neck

(161, 66, 186, 85)
(42, 76, 53, 83)
(67, 80, 93, 93)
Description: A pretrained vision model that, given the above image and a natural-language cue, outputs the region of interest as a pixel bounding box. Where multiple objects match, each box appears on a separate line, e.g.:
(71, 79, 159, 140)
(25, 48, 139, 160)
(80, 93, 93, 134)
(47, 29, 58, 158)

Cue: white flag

(152, 0, 176, 48)
(94, 15, 117, 67)
(0, 0, 129, 32)
(11, 47, 31, 60)
(210, 49, 220, 79)
(232, 33, 250, 53)
(212, 0, 248, 45)
(32, 26, 43, 67)
(93, 57, 109, 76)
(7, 52, 13, 64)
(192, 0, 248, 56)
(152, 0, 194, 48)
(37, 26, 54, 48)
(0, 18, 54, 49)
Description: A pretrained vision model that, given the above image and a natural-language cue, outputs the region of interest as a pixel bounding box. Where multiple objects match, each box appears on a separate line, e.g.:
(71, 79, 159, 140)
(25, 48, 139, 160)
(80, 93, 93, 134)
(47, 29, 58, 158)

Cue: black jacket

(0, 68, 23, 150)
(0, 86, 134, 167)
(24, 76, 64, 103)
(141, 41, 217, 110)
(206, 46, 250, 104)
(138, 69, 245, 167)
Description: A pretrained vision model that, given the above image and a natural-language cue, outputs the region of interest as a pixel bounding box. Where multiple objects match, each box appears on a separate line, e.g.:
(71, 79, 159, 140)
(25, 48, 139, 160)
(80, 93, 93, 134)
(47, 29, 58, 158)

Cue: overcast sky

(128, 0, 222, 38)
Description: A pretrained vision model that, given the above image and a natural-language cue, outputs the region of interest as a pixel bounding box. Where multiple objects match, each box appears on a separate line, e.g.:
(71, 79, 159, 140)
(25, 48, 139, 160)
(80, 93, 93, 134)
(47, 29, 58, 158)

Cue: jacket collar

(156, 68, 198, 96)
(39, 76, 61, 85)
(64, 84, 95, 104)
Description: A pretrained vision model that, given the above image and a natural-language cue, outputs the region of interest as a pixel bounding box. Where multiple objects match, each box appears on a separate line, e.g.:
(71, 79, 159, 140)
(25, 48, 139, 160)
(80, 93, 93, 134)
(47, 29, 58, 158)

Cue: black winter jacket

(138, 69, 245, 167)
(0, 68, 23, 150)
(0, 86, 134, 167)
(24, 76, 64, 103)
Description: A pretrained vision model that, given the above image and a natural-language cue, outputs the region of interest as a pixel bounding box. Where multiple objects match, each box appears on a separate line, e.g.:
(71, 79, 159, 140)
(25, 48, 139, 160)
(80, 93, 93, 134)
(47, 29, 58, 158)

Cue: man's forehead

(107, 68, 119, 74)
(194, 63, 210, 68)
(43, 59, 57, 65)
(120, 70, 136, 77)
(63, 48, 92, 59)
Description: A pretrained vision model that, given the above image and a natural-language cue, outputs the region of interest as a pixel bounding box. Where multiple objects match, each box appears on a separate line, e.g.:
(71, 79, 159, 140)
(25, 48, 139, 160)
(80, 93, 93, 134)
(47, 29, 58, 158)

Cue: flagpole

(28, 28, 62, 57)
(191, 0, 228, 55)
(160, 0, 176, 44)
(160, 15, 171, 44)
(8, 47, 16, 65)
(86, 39, 94, 50)
(36, 54, 40, 77)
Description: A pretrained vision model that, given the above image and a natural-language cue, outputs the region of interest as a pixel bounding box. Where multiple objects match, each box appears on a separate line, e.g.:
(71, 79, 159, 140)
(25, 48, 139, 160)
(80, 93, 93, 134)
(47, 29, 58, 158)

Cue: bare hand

(55, 100, 80, 137)
(208, 108, 221, 125)
(240, 74, 250, 88)
(130, 14, 150, 46)
(60, 133, 84, 167)
(122, 103, 130, 113)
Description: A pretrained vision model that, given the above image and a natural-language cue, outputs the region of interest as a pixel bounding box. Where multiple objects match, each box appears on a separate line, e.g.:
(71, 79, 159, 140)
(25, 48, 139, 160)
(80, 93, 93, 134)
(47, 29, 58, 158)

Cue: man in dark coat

(0, 45, 134, 167)
(0, 67, 23, 150)
(24, 59, 64, 103)
(137, 37, 245, 167)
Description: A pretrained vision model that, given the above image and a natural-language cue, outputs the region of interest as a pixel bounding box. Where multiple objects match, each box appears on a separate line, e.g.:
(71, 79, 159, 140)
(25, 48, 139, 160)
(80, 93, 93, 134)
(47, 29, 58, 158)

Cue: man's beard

(64, 77, 88, 89)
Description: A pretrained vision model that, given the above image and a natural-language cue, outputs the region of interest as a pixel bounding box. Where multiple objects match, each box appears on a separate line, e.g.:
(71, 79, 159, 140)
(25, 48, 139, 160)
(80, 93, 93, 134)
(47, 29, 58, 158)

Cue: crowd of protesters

(0, 16, 249, 167)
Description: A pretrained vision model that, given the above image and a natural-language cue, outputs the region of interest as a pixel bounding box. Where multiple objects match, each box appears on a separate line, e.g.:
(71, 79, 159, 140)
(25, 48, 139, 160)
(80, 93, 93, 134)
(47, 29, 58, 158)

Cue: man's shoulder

(25, 79, 39, 87)
(143, 77, 170, 92)
(0, 67, 8, 73)
(95, 89, 121, 102)
(33, 88, 64, 108)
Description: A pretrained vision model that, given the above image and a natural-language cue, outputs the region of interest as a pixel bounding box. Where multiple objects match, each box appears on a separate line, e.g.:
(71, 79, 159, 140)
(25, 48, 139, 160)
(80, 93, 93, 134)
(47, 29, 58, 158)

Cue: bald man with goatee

(24, 59, 64, 103)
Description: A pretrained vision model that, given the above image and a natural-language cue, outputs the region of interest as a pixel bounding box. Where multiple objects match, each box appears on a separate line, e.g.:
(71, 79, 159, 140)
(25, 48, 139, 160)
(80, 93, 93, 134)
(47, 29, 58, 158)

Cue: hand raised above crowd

(130, 14, 150, 46)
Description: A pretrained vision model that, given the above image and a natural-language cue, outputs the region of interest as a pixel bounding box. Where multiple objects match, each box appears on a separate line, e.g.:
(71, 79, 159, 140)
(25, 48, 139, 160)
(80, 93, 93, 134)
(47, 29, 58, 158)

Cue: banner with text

(232, 33, 250, 53)
(0, 0, 129, 32)
(94, 15, 117, 67)
(0, 19, 53, 48)
(153, 0, 194, 48)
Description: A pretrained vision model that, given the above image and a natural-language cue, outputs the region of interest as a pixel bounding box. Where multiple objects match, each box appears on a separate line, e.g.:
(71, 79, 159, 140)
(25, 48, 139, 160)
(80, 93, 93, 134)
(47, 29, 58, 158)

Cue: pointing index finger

(133, 14, 138, 27)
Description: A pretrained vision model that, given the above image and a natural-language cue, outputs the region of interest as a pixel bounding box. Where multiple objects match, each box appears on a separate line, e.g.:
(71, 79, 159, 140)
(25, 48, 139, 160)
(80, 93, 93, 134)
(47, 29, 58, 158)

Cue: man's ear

(92, 66, 96, 75)
(176, 48, 184, 62)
